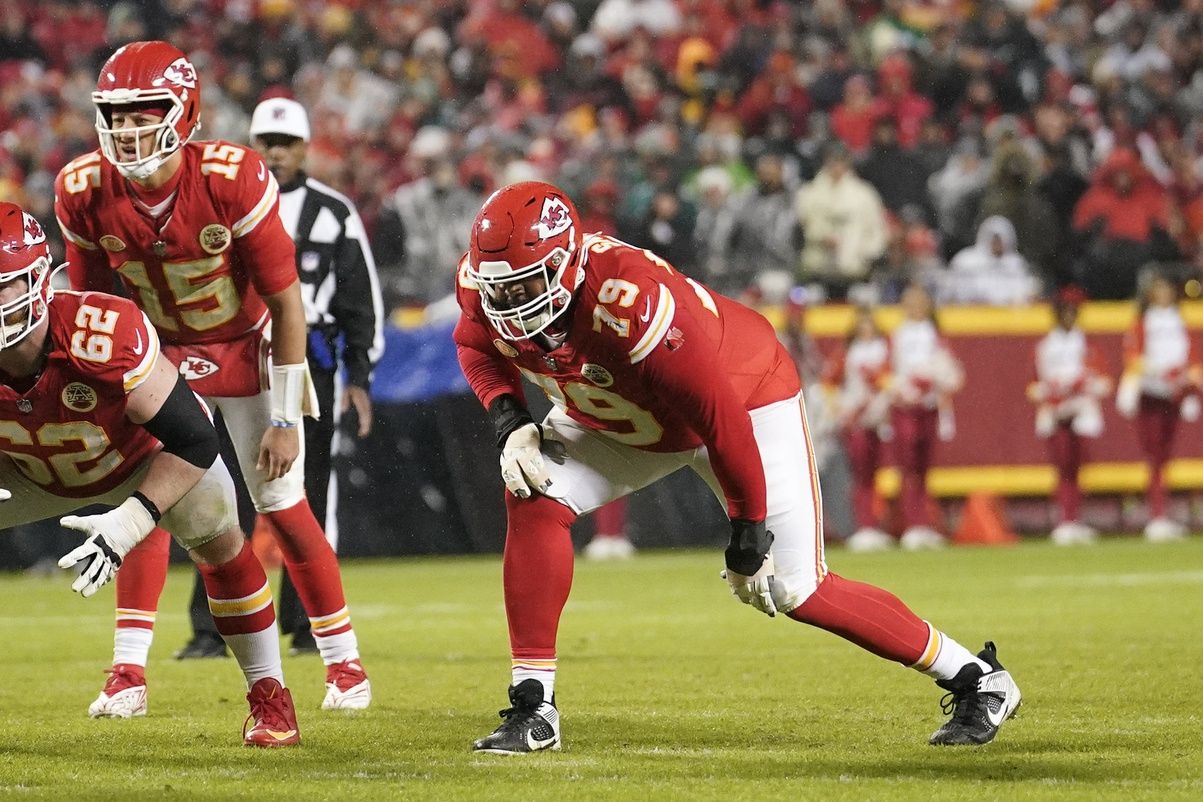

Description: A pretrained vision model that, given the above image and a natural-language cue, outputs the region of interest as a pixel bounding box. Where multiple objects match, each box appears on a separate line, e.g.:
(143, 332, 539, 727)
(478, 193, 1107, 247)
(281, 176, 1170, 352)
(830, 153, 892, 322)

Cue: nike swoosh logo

(526, 730, 557, 751)
(258, 162, 266, 181)
(639, 298, 652, 323)
(132, 330, 143, 355)
(265, 729, 297, 740)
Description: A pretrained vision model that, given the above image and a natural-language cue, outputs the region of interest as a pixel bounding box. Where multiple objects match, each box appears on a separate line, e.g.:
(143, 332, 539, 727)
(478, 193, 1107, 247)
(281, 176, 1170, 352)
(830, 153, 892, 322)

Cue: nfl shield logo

(16, 399, 31, 413)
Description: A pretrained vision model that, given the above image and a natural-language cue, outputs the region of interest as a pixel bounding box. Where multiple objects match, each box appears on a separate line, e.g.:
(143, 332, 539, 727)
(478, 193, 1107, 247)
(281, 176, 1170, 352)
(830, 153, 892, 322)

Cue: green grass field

(0, 538, 1200, 801)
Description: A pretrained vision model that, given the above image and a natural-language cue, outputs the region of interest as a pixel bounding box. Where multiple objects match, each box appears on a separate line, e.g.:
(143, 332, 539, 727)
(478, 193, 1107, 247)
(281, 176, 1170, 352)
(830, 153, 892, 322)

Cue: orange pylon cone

(250, 514, 284, 569)
(953, 492, 1020, 546)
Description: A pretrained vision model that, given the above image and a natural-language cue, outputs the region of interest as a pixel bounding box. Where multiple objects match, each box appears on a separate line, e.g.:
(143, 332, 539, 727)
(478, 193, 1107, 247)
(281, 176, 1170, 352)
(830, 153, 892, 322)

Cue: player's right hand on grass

(500, 423, 551, 499)
(721, 519, 777, 617)
(0, 488, 9, 502)
(58, 497, 154, 598)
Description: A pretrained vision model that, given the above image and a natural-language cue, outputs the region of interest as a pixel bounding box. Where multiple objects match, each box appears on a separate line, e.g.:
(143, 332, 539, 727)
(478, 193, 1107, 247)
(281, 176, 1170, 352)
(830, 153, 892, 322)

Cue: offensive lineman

(455, 181, 1022, 753)
(0, 202, 299, 746)
(54, 41, 369, 715)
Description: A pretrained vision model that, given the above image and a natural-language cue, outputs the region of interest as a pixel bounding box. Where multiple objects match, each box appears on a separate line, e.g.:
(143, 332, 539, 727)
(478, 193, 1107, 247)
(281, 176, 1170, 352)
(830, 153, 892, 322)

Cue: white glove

(1115, 376, 1140, 418)
(720, 552, 778, 617)
(58, 497, 155, 598)
(499, 423, 552, 499)
(0, 488, 9, 502)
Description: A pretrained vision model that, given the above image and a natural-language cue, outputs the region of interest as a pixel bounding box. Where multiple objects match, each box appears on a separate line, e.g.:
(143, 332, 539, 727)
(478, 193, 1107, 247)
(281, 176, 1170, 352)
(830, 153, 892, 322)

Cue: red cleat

(321, 659, 371, 711)
(243, 678, 301, 747)
(89, 663, 148, 718)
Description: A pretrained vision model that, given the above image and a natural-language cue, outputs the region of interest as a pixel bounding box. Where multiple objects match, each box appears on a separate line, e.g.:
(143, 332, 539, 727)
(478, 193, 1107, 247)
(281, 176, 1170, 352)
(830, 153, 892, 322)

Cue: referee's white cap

(250, 97, 310, 142)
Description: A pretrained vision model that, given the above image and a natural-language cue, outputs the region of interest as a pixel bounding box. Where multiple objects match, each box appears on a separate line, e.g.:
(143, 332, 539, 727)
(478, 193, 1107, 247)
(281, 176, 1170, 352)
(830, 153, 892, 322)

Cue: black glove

(725, 519, 774, 576)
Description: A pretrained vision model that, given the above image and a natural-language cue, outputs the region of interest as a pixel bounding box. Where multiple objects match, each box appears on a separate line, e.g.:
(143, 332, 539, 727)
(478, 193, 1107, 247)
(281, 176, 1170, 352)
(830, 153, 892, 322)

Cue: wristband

(488, 394, 536, 449)
(271, 363, 308, 425)
(130, 490, 163, 523)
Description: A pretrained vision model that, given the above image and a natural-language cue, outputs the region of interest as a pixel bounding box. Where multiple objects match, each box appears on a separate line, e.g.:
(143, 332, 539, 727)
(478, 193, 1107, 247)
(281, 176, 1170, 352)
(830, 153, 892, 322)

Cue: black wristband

(488, 394, 536, 449)
(130, 491, 163, 523)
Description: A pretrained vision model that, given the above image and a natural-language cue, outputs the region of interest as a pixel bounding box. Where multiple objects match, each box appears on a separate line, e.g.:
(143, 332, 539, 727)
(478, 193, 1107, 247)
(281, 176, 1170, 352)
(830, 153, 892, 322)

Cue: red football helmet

(93, 41, 201, 180)
(466, 181, 586, 340)
(0, 203, 54, 349)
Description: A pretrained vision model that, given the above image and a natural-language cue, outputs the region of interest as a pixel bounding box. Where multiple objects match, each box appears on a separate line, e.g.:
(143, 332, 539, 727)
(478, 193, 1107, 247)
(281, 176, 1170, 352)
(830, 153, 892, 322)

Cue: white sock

(221, 626, 285, 688)
(113, 627, 153, 667)
(313, 630, 359, 666)
(512, 659, 556, 702)
(910, 622, 991, 680)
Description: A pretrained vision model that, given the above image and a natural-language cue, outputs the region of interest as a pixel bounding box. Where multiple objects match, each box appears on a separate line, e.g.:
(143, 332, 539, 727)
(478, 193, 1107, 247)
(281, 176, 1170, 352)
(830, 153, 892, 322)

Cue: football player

(54, 41, 369, 714)
(455, 181, 1022, 753)
(0, 203, 298, 746)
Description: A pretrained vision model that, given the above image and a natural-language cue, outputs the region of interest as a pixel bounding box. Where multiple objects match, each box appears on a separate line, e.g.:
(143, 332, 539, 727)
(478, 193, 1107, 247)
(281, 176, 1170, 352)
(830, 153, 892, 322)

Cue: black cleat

(472, 679, 561, 754)
(173, 632, 229, 660)
(929, 641, 1022, 746)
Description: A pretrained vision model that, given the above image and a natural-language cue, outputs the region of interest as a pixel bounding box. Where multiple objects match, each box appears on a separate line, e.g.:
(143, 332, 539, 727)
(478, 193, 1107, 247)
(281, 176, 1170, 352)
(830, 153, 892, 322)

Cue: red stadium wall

(781, 301, 1203, 498)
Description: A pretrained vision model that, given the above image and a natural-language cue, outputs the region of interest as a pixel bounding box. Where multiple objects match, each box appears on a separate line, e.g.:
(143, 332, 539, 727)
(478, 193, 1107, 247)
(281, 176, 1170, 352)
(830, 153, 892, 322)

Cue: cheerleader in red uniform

(825, 307, 895, 551)
(1027, 287, 1111, 545)
(888, 285, 963, 550)
(1116, 274, 1202, 542)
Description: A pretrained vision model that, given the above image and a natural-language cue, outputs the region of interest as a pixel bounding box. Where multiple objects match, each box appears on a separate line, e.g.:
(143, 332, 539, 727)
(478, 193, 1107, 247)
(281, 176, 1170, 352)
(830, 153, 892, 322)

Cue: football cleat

(845, 527, 895, 552)
(473, 678, 561, 754)
(88, 663, 148, 719)
(243, 678, 300, 747)
(929, 641, 1022, 746)
(174, 632, 228, 660)
(321, 659, 371, 710)
(583, 535, 636, 561)
(900, 526, 947, 551)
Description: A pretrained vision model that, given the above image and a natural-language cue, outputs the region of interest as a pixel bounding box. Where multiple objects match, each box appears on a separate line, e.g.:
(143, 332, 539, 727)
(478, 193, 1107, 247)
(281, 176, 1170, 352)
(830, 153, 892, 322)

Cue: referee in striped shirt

(177, 97, 383, 658)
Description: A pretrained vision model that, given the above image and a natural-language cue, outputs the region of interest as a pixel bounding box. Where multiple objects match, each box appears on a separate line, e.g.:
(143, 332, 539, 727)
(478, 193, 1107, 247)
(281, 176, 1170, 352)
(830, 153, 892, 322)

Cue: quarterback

(0, 203, 298, 746)
(455, 182, 1022, 753)
(54, 41, 368, 714)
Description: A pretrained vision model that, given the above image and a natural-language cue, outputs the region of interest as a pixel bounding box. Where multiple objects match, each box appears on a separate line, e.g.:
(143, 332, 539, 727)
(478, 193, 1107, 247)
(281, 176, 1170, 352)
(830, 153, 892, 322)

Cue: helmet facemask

(471, 241, 582, 341)
(94, 91, 189, 181)
(0, 256, 51, 350)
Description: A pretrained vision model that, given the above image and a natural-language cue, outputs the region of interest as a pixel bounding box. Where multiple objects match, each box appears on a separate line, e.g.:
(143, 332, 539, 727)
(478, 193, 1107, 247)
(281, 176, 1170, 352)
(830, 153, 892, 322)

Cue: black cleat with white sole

(473, 679, 561, 754)
(929, 641, 1022, 746)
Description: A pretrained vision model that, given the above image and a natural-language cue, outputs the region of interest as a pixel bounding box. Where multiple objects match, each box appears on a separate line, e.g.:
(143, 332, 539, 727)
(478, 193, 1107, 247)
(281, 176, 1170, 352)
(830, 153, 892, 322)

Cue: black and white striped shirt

(276, 173, 383, 388)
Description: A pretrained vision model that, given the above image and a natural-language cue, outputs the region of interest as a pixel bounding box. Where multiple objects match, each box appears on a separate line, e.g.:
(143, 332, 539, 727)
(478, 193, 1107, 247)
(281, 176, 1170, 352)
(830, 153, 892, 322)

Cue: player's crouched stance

(454, 183, 1021, 754)
(0, 204, 298, 747)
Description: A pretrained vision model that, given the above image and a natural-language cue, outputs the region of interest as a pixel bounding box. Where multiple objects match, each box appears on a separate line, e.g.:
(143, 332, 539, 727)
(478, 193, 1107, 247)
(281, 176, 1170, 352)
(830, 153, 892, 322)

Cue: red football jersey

(0, 291, 162, 498)
(54, 141, 297, 346)
(455, 234, 800, 522)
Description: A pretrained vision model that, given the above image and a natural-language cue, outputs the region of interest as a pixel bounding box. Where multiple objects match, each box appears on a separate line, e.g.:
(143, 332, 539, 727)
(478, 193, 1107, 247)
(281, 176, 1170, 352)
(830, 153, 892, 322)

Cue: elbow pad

(142, 375, 220, 469)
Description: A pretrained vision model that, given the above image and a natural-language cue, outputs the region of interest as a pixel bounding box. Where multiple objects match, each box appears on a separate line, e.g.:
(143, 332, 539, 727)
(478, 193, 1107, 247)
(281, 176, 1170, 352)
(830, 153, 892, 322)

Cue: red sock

(594, 498, 628, 538)
(787, 572, 930, 665)
(505, 493, 577, 662)
(197, 540, 276, 636)
(115, 526, 170, 632)
(266, 499, 351, 636)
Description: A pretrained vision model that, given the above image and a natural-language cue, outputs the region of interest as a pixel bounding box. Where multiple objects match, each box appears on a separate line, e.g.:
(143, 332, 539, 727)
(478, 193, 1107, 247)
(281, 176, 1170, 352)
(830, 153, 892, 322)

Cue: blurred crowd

(4, 0, 1203, 311)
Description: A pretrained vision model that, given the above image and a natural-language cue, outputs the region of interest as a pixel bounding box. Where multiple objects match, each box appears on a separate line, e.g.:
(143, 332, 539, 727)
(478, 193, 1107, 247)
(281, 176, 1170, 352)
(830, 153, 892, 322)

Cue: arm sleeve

(633, 289, 767, 522)
(454, 312, 525, 412)
(329, 207, 384, 389)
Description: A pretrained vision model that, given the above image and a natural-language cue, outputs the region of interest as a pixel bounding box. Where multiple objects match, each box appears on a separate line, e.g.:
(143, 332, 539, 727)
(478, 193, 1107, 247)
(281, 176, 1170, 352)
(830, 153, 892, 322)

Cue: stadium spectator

(1116, 273, 1202, 542)
(1072, 148, 1177, 300)
(971, 140, 1060, 280)
(859, 116, 934, 223)
(795, 143, 889, 297)
(725, 153, 800, 294)
(945, 216, 1039, 305)
(1027, 287, 1110, 546)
